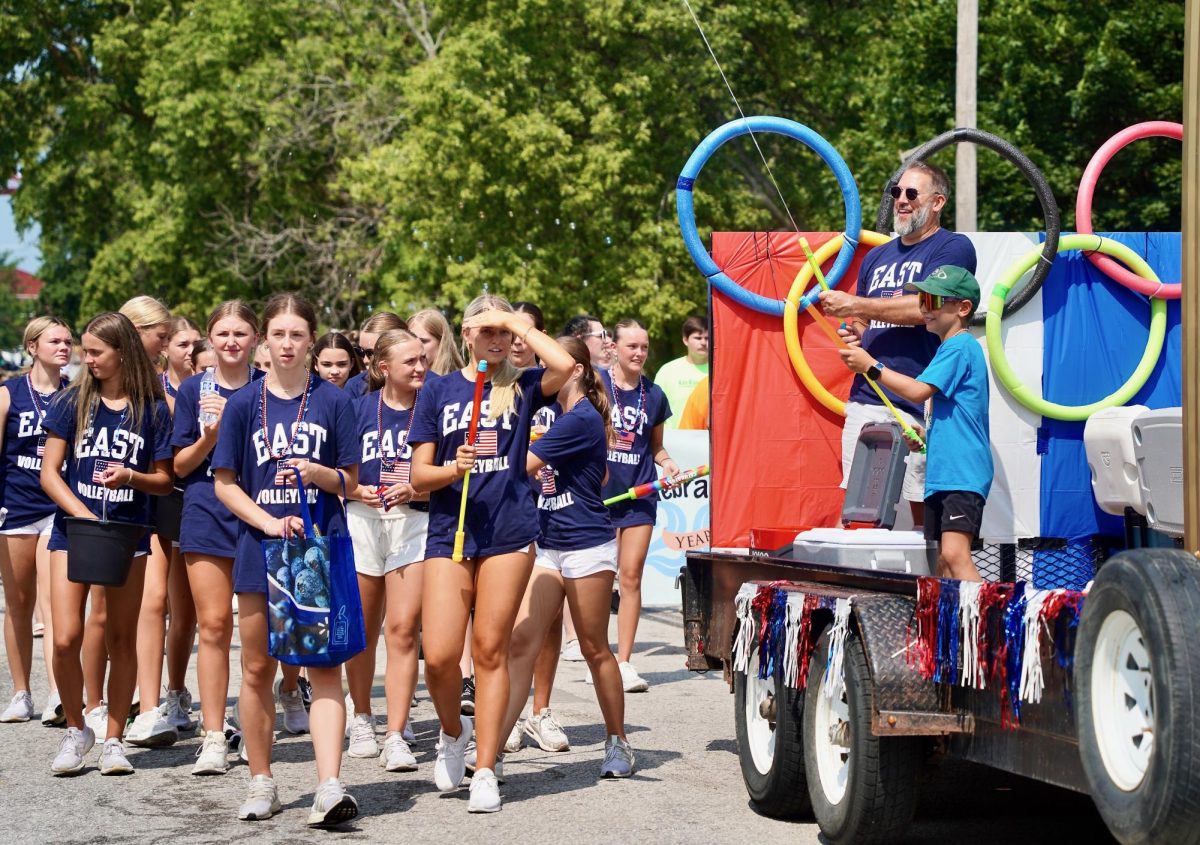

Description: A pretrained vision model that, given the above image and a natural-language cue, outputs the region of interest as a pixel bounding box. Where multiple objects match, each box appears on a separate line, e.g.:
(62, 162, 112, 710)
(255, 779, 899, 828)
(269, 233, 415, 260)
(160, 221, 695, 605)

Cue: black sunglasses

(354, 346, 374, 359)
(889, 185, 921, 202)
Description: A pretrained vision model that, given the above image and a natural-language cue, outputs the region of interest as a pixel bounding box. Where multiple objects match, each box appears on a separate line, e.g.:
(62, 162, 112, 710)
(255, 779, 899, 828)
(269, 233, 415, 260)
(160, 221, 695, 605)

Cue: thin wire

(680, 0, 804, 236)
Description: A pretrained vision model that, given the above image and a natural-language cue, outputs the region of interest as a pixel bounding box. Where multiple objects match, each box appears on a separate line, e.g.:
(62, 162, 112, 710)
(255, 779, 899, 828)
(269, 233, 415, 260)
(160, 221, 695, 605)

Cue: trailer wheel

(733, 645, 812, 818)
(1075, 549, 1200, 845)
(804, 629, 920, 845)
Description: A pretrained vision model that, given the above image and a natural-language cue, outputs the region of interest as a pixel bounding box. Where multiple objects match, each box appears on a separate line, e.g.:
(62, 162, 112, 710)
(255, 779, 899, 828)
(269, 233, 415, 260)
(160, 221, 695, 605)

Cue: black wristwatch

(865, 361, 885, 381)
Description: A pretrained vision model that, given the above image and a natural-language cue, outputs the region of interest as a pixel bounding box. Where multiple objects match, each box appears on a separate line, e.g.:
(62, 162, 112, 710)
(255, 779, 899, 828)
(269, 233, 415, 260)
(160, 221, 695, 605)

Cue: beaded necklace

(608, 368, 645, 432)
(377, 389, 418, 469)
(259, 372, 313, 461)
(25, 372, 65, 424)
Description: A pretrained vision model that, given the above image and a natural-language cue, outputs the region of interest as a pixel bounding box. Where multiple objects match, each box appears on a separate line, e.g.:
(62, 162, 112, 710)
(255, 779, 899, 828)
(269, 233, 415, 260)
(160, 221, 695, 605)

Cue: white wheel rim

(744, 651, 776, 775)
(813, 663, 851, 804)
(1090, 609, 1155, 791)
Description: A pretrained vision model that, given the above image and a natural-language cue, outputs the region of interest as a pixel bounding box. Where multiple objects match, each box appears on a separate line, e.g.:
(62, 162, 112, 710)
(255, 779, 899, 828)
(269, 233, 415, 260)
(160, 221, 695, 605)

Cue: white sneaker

(523, 708, 570, 751)
(561, 638, 585, 661)
(238, 774, 281, 821)
(402, 720, 415, 743)
(1, 691, 33, 723)
(41, 690, 66, 727)
(619, 661, 649, 693)
(84, 702, 108, 737)
(464, 741, 504, 781)
(346, 713, 379, 758)
(600, 735, 636, 778)
(468, 767, 501, 813)
(126, 704, 179, 747)
(192, 730, 230, 775)
(307, 777, 358, 827)
(433, 714, 472, 791)
(504, 720, 524, 754)
(51, 726, 95, 775)
(99, 738, 134, 775)
(274, 679, 308, 734)
(165, 689, 197, 733)
(379, 731, 417, 772)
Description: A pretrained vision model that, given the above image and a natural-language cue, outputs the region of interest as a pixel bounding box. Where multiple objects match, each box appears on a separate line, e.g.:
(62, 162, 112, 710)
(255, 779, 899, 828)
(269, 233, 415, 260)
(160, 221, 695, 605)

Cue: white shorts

(534, 539, 618, 580)
(347, 500, 428, 577)
(0, 513, 54, 537)
(841, 401, 927, 503)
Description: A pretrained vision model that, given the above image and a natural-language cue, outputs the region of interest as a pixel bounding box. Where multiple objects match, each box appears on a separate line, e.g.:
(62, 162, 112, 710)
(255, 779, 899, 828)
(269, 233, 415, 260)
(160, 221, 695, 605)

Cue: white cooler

(791, 528, 935, 575)
(1083, 405, 1148, 516)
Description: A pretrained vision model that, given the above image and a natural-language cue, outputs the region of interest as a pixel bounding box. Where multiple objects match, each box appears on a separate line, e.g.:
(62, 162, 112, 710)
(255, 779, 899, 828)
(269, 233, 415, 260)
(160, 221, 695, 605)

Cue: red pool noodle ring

(1075, 121, 1183, 299)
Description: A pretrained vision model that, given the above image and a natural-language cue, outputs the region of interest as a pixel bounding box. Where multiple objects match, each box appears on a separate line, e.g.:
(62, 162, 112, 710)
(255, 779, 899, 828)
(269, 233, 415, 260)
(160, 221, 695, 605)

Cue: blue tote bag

(263, 468, 365, 667)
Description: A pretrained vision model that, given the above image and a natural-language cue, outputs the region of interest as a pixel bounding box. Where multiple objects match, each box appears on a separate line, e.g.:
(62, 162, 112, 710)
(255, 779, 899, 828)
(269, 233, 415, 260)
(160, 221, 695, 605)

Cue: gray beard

(895, 203, 932, 237)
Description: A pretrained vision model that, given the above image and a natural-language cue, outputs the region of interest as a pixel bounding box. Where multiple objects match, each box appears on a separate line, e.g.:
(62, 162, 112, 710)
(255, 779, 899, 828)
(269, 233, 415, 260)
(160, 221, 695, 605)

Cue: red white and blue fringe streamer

(906, 577, 1088, 728)
(732, 577, 1087, 729)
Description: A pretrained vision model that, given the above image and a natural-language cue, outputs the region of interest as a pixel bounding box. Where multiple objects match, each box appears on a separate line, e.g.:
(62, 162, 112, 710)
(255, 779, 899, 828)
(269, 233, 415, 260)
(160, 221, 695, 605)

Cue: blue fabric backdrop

(1038, 232, 1182, 542)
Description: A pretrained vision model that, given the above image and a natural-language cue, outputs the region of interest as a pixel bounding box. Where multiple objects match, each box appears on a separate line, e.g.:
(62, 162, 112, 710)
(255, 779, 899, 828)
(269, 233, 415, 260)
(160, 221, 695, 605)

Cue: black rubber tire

(804, 629, 921, 845)
(873, 128, 1061, 327)
(733, 645, 813, 819)
(1075, 548, 1200, 845)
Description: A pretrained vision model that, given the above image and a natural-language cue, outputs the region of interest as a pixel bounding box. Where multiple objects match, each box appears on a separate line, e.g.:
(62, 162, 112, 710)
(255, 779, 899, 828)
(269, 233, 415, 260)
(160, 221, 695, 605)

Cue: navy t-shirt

(43, 393, 174, 552)
(160, 372, 180, 400)
(210, 376, 358, 591)
(408, 367, 553, 558)
(355, 389, 420, 495)
(530, 400, 613, 551)
(599, 370, 671, 499)
(171, 369, 264, 557)
(344, 371, 369, 398)
(0, 375, 68, 528)
(848, 229, 977, 417)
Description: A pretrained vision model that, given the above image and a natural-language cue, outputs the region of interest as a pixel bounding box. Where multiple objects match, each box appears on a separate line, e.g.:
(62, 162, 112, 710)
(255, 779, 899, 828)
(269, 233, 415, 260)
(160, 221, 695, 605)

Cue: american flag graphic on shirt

(36, 437, 45, 457)
(613, 430, 635, 452)
(380, 462, 410, 487)
(539, 466, 556, 495)
(474, 430, 498, 456)
(92, 459, 119, 483)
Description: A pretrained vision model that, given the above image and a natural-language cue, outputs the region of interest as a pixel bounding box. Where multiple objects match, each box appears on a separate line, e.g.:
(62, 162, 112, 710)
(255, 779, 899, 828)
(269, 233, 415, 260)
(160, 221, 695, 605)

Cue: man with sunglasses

(838, 266, 990, 581)
(818, 161, 976, 524)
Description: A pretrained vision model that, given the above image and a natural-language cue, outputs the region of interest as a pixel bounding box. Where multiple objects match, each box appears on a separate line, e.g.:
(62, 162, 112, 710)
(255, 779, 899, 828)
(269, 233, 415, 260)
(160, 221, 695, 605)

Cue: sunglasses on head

(889, 185, 922, 202)
(917, 291, 964, 311)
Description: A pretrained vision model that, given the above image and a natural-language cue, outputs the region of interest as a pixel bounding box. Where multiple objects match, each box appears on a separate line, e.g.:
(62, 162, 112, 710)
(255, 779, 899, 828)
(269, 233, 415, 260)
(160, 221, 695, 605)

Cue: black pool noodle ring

(873, 128, 1061, 327)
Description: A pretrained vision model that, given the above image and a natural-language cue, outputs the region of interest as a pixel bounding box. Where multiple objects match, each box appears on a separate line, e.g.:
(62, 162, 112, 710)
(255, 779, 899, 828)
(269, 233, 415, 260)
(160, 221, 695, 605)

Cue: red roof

(9, 269, 43, 299)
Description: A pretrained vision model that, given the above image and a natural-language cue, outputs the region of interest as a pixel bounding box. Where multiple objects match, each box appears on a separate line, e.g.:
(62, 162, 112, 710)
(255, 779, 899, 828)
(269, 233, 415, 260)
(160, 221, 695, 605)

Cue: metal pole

(955, 0, 978, 231)
(1183, 0, 1199, 554)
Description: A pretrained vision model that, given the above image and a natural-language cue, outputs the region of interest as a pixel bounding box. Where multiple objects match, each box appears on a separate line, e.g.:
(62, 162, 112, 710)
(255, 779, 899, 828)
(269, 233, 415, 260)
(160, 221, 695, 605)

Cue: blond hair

(410, 308, 464, 375)
(119, 296, 171, 331)
(68, 312, 165, 439)
(460, 294, 523, 420)
(206, 300, 259, 335)
(360, 312, 407, 335)
(23, 316, 72, 354)
(367, 329, 420, 392)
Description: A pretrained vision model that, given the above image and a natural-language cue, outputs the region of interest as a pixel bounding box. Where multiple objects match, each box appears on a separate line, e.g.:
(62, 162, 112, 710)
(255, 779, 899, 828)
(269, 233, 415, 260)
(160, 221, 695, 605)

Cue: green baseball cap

(903, 265, 980, 308)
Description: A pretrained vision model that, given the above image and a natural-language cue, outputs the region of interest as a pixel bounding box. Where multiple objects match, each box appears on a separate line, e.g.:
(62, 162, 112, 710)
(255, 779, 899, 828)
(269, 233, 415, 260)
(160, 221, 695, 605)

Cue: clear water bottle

(199, 367, 219, 427)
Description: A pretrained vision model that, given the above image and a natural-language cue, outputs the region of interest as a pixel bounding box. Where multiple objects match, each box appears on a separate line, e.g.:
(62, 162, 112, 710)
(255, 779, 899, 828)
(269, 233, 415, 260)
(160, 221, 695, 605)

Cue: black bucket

(155, 487, 185, 542)
(64, 517, 150, 587)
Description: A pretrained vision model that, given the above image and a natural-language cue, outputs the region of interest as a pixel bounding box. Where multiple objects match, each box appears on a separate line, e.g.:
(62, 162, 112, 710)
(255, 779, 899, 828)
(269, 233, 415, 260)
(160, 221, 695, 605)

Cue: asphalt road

(0, 598, 1116, 844)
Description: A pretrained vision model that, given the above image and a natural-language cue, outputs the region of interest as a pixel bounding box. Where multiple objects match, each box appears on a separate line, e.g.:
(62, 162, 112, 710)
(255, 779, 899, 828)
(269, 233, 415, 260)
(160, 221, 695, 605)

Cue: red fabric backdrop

(710, 231, 875, 548)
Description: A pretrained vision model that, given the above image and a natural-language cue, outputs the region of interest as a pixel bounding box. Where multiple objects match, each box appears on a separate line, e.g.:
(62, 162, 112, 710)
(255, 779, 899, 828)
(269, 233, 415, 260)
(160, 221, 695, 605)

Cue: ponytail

(558, 336, 613, 445)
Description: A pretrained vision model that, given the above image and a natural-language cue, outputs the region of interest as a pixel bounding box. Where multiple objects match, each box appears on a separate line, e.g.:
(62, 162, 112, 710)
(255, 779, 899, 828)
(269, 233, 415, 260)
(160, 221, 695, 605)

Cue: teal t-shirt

(654, 356, 708, 429)
(916, 332, 993, 500)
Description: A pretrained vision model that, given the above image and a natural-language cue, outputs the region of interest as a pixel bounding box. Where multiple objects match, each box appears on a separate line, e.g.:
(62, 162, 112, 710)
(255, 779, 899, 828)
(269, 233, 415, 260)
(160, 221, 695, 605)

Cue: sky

(0, 195, 41, 273)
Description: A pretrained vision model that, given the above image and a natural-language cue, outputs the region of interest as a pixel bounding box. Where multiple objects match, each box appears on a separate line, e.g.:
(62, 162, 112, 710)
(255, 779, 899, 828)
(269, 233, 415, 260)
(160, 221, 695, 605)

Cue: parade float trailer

(673, 110, 1199, 845)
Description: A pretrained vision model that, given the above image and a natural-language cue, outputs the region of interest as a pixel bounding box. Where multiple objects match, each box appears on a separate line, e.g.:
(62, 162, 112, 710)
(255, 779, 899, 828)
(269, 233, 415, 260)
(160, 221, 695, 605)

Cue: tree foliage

(0, 0, 1184, 341)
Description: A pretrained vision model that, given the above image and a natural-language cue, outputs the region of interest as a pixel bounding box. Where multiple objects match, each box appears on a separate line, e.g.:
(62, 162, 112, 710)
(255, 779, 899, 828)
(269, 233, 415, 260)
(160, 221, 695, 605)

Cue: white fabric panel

(963, 232, 1044, 542)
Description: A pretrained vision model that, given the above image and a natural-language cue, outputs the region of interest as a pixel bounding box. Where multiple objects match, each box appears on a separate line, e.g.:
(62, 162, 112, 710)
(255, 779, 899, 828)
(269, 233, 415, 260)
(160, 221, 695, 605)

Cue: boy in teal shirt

(839, 265, 992, 580)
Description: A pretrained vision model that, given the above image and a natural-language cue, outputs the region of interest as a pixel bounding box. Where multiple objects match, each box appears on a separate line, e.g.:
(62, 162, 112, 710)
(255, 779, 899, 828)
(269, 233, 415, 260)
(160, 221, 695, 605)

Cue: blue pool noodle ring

(676, 116, 861, 317)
